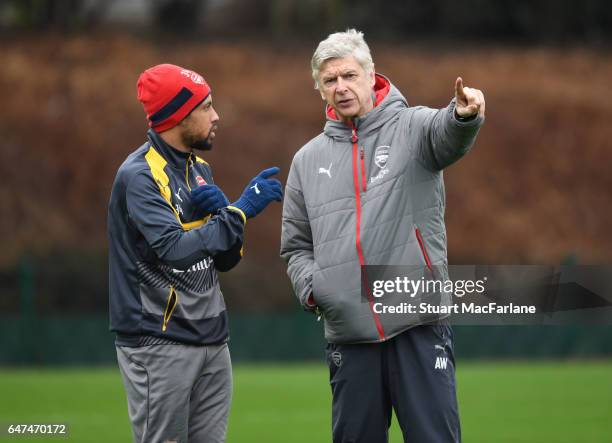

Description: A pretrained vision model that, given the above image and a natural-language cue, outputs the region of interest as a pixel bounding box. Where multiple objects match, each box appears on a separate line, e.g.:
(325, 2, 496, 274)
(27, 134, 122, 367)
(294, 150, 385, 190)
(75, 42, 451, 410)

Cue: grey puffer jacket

(281, 74, 484, 344)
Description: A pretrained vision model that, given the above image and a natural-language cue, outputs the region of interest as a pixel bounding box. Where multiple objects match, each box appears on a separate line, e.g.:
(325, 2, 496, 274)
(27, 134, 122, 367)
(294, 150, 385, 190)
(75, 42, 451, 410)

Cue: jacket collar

(147, 128, 191, 169)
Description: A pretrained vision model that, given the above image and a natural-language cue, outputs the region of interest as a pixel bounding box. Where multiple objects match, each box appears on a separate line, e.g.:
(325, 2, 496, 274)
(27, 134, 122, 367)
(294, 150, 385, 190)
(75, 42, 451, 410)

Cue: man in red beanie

(108, 64, 282, 443)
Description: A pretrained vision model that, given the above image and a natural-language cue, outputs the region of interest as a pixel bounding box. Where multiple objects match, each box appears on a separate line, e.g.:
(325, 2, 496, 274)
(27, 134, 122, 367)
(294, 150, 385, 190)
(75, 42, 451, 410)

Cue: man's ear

(370, 67, 376, 87)
(320, 90, 326, 100)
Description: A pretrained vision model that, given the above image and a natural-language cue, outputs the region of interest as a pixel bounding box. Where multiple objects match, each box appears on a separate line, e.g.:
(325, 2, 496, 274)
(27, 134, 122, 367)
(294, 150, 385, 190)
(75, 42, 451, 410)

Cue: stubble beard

(182, 125, 216, 151)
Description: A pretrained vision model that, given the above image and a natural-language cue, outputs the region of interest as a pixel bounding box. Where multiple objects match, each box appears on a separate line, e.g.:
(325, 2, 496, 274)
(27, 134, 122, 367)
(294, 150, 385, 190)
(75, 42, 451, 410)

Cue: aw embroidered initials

(434, 357, 448, 370)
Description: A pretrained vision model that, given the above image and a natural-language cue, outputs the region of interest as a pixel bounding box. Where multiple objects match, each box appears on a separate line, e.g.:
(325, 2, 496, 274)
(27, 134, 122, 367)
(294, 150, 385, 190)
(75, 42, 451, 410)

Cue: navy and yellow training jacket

(108, 129, 245, 347)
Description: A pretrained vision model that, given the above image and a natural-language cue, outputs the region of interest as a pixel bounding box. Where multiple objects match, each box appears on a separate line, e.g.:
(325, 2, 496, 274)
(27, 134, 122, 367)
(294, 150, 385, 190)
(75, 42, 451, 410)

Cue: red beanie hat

(137, 64, 211, 133)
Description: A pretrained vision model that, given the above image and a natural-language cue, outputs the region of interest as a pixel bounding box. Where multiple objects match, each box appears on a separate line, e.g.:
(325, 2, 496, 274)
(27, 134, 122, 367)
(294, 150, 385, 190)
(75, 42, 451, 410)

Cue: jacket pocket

(414, 227, 433, 273)
(311, 262, 335, 319)
(310, 262, 322, 305)
(162, 286, 179, 332)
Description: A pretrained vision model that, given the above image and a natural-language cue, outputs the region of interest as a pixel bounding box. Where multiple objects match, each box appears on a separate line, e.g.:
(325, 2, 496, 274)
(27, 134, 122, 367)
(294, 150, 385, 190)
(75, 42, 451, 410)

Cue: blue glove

(231, 167, 283, 218)
(191, 184, 230, 216)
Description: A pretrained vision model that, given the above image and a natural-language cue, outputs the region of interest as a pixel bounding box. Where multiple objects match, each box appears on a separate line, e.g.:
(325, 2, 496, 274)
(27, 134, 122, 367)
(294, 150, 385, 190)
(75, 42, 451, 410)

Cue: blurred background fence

(1, 0, 612, 365)
(2, 241, 611, 365)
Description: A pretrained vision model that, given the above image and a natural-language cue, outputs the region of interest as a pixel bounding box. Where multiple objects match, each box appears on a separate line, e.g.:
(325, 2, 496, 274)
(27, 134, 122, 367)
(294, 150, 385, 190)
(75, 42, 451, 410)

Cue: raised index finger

(455, 77, 466, 100)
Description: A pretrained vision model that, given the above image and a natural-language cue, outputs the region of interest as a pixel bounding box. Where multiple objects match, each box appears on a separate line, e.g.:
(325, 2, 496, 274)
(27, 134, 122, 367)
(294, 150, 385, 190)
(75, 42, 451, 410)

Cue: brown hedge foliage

(1, 34, 611, 269)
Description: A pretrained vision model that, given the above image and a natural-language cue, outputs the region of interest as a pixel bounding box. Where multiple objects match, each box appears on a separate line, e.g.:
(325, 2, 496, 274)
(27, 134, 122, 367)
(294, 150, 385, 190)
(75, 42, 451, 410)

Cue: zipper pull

(360, 146, 367, 192)
(351, 128, 358, 143)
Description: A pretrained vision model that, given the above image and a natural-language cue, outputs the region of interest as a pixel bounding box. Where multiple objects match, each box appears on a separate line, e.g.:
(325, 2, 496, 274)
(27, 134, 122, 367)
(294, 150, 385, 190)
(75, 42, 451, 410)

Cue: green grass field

(0, 361, 610, 442)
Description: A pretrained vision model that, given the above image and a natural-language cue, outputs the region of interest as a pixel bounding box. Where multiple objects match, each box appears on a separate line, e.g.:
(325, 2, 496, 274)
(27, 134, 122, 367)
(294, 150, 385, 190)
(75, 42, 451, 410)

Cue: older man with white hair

(281, 29, 485, 442)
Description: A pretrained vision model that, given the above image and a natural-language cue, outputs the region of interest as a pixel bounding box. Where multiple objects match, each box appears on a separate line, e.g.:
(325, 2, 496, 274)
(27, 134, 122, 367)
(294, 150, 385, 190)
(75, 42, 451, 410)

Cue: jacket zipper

(162, 286, 179, 332)
(360, 146, 367, 192)
(185, 153, 195, 191)
(351, 122, 385, 341)
(415, 227, 433, 273)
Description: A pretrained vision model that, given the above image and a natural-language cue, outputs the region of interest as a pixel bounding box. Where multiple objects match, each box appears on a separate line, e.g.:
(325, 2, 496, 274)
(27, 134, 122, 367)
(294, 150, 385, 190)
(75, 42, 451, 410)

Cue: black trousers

(325, 322, 460, 443)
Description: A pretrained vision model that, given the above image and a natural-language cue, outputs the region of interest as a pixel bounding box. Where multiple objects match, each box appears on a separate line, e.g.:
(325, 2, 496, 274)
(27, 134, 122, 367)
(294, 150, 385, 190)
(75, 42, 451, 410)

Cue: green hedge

(2, 312, 611, 365)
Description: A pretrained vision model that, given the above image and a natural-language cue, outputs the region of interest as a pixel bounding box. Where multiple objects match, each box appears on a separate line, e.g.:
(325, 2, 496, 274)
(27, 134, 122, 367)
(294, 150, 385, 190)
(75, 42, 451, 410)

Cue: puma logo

(174, 188, 184, 203)
(250, 183, 261, 194)
(318, 162, 332, 178)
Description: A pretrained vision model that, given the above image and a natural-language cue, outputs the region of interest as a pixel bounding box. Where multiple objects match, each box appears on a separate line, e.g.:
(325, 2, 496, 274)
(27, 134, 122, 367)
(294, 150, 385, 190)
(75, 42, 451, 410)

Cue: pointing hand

(454, 77, 485, 119)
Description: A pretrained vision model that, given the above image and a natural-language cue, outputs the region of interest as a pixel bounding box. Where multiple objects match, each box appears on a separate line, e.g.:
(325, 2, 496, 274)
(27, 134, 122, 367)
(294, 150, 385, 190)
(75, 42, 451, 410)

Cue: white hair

(311, 29, 374, 90)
